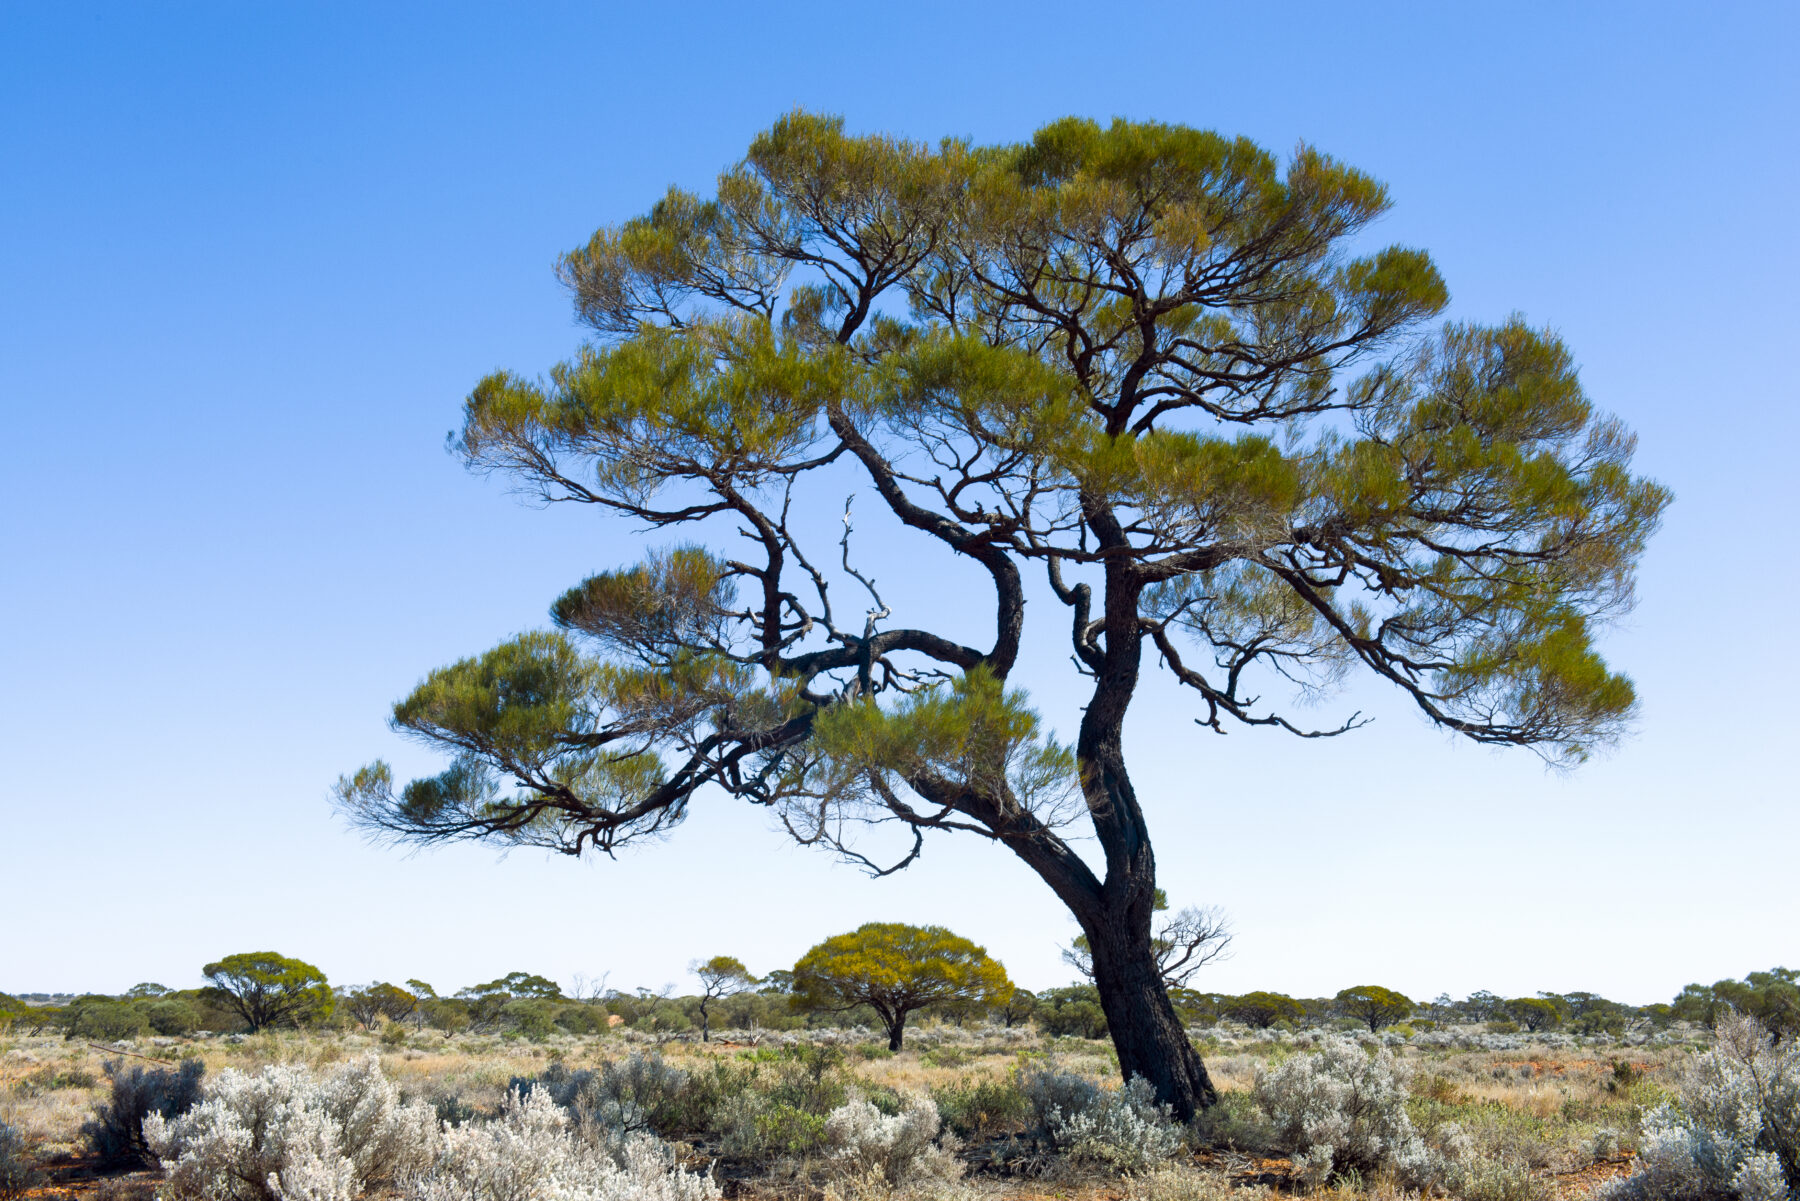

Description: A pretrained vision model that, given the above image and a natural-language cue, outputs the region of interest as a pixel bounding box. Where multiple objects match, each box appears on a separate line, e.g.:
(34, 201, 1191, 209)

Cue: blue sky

(2, 2, 1795, 1005)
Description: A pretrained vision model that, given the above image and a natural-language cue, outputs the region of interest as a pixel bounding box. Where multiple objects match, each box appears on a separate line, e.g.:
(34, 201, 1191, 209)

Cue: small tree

(1336, 985, 1413, 1032)
(690, 956, 758, 1041)
(1226, 992, 1305, 1030)
(202, 952, 332, 1032)
(792, 922, 1010, 1050)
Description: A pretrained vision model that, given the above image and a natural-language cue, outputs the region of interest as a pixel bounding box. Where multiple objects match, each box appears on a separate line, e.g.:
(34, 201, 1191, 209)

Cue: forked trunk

(1084, 904, 1218, 1121)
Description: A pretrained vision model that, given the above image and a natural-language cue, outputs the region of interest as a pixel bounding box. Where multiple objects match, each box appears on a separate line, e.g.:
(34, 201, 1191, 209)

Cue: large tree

(337, 113, 1667, 1118)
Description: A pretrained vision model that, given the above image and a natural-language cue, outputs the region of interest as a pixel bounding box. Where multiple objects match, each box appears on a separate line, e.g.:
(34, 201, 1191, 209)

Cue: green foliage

(791, 922, 1011, 1050)
(1673, 968, 1800, 1041)
(1504, 997, 1564, 1032)
(340, 108, 1670, 1116)
(1037, 985, 1109, 1039)
(932, 1074, 1032, 1139)
(1225, 992, 1306, 1030)
(203, 951, 332, 1032)
(64, 996, 149, 1041)
(1336, 985, 1414, 1032)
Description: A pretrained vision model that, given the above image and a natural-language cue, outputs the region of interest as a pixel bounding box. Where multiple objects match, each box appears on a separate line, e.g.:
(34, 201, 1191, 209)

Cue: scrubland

(1, 1017, 1735, 1201)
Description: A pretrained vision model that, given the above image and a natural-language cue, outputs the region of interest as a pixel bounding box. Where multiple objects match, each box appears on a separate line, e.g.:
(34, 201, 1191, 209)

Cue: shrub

(1047, 1077, 1185, 1170)
(1020, 1062, 1100, 1132)
(1020, 1062, 1183, 1170)
(0, 1121, 44, 1199)
(1252, 1034, 1438, 1189)
(145, 1053, 438, 1200)
(932, 1075, 1031, 1139)
(1598, 1012, 1799, 1201)
(822, 1092, 962, 1187)
(410, 1087, 720, 1201)
(82, 1057, 206, 1169)
(68, 998, 151, 1041)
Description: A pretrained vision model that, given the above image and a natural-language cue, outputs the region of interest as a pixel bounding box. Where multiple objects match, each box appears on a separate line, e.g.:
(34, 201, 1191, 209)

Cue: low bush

(822, 1092, 962, 1187)
(1252, 1034, 1440, 1189)
(145, 1053, 438, 1200)
(82, 1056, 206, 1169)
(1598, 1012, 1798, 1201)
(1020, 1063, 1183, 1170)
(411, 1087, 720, 1201)
(0, 1121, 44, 1199)
(932, 1075, 1031, 1139)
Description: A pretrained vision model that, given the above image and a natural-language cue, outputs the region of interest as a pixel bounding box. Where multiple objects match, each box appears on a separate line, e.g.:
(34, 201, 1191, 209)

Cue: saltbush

(1598, 1012, 1798, 1201)
(1020, 1063, 1183, 1170)
(822, 1091, 962, 1187)
(145, 1053, 438, 1200)
(82, 1055, 206, 1169)
(1252, 1034, 1441, 1188)
(410, 1087, 720, 1201)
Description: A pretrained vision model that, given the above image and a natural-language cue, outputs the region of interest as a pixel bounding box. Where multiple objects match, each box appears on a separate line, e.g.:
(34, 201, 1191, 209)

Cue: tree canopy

(1335, 985, 1413, 1031)
(691, 955, 758, 1041)
(337, 111, 1667, 1117)
(790, 922, 1010, 1050)
(202, 952, 332, 1032)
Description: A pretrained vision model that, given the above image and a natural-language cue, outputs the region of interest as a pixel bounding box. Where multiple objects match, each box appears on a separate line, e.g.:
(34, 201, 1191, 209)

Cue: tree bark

(887, 1014, 905, 1052)
(1081, 890, 1219, 1120)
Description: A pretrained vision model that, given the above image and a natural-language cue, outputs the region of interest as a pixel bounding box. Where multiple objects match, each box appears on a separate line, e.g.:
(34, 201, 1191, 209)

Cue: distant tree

(202, 952, 332, 1032)
(997, 986, 1038, 1029)
(1036, 985, 1109, 1039)
(1063, 890, 1233, 988)
(125, 983, 171, 999)
(455, 973, 562, 1031)
(690, 956, 758, 1041)
(337, 113, 1668, 1118)
(1460, 991, 1505, 1023)
(1225, 992, 1305, 1030)
(1336, 985, 1414, 1032)
(758, 970, 795, 996)
(792, 922, 1010, 1050)
(1676, 969, 1800, 1042)
(339, 982, 419, 1030)
(1504, 996, 1563, 1032)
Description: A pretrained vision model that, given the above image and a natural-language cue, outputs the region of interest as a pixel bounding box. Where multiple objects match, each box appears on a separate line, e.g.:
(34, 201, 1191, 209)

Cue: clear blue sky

(3, 2, 1794, 1005)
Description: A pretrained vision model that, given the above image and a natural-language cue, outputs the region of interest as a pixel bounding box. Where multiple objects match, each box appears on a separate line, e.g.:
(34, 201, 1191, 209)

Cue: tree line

(3, 929, 1788, 1047)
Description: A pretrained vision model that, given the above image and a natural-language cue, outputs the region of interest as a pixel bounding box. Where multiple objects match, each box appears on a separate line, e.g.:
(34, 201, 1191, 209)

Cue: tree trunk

(887, 1014, 905, 1052)
(1084, 902, 1218, 1121)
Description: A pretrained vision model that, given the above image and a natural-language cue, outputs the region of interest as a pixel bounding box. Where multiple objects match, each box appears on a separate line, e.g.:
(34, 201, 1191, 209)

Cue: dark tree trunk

(1083, 896, 1219, 1120)
(1061, 538, 1218, 1121)
(887, 1014, 905, 1051)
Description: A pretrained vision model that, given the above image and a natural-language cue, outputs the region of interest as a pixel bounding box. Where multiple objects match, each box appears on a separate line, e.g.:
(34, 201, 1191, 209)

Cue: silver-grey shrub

(1252, 1034, 1439, 1189)
(1020, 1063, 1184, 1170)
(1598, 1013, 1798, 1201)
(822, 1091, 962, 1187)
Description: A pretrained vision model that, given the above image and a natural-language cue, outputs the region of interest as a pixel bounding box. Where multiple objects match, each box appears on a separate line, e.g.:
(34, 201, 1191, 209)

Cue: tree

(691, 955, 758, 1041)
(202, 952, 332, 1032)
(1063, 889, 1232, 988)
(457, 972, 563, 1031)
(1504, 996, 1563, 1032)
(336, 113, 1668, 1118)
(996, 986, 1038, 1028)
(339, 982, 418, 1030)
(790, 922, 1009, 1050)
(1225, 992, 1305, 1030)
(1336, 985, 1413, 1032)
